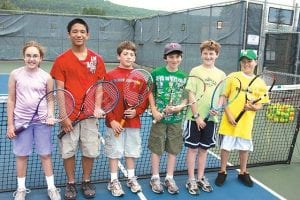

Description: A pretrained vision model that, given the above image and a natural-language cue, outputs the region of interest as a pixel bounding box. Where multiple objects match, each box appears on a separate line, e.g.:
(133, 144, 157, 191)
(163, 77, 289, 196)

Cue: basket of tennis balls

(266, 103, 295, 123)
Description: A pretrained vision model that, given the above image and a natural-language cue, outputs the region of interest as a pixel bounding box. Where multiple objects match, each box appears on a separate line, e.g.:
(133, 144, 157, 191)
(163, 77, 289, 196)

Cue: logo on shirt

(86, 56, 97, 73)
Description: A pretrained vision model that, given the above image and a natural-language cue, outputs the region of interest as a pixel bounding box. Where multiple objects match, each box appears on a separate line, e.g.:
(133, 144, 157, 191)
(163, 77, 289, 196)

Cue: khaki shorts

(148, 122, 183, 156)
(104, 128, 141, 159)
(59, 118, 101, 159)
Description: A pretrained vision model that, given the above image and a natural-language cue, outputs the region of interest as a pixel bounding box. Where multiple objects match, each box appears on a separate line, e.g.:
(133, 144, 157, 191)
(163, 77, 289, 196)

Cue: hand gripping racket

(153, 75, 206, 124)
(58, 80, 119, 139)
(235, 71, 275, 123)
(204, 76, 242, 121)
(118, 69, 153, 135)
(14, 88, 75, 135)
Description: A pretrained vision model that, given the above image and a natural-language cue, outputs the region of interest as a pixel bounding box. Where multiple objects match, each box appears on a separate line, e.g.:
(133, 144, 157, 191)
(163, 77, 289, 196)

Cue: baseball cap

(239, 49, 257, 61)
(164, 43, 182, 56)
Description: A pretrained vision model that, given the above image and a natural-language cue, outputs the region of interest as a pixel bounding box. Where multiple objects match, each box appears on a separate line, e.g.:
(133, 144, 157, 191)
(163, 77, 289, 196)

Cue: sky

(108, 0, 299, 11)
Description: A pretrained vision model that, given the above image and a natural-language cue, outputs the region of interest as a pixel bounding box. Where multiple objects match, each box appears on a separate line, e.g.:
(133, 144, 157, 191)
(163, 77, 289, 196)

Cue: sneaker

(150, 177, 164, 194)
(13, 188, 31, 200)
(81, 181, 96, 199)
(185, 179, 199, 195)
(215, 171, 227, 186)
(197, 176, 213, 192)
(164, 178, 179, 194)
(48, 187, 61, 200)
(108, 179, 125, 197)
(238, 172, 253, 187)
(127, 176, 142, 193)
(64, 183, 77, 200)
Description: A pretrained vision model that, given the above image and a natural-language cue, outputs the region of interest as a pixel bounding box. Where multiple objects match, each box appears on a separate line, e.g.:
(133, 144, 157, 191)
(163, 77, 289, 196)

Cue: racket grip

(57, 130, 66, 139)
(14, 125, 28, 135)
(152, 112, 165, 124)
(235, 110, 246, 123)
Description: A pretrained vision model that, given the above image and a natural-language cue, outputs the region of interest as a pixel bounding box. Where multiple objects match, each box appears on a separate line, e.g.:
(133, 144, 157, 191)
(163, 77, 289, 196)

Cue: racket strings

(124, 69, 153, 106)
(40, 89, 75, 122)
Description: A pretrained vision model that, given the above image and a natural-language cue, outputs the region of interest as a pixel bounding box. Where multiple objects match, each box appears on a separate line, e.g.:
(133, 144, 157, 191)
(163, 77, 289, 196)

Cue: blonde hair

(200, 39, 221, 55)
(22, 40, 46, 59)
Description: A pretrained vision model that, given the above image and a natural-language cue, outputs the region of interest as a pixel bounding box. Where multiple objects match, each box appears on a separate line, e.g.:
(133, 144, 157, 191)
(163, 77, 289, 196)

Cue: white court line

(208, 150, 287, 200)
(100, 137, 148, 200)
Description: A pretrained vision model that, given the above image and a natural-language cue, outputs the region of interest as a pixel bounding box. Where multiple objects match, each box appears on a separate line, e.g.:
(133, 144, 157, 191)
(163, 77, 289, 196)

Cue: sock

(17, 177, 26, 190)
(165, 174, 173, 180)
(151, 174, 160, 180)
(127, 169, 135, 179)
(111, 173, 118, 182)
(45, 175, 56, 190)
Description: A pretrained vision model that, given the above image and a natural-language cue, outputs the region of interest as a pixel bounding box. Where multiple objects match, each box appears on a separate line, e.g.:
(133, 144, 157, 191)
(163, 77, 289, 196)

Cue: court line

(208, 150, 287, 200)
(100, 137, 148, 200)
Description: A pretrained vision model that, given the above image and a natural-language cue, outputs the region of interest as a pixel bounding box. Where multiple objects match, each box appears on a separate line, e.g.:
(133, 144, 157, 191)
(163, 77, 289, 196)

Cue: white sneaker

(48, 187, 61, 200)
(127, 176, 142, 193)
(13, 188, 31, 200)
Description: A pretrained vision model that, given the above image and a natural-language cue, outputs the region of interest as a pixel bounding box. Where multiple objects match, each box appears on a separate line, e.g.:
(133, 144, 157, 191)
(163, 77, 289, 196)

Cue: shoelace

(13, 188, 31, 197)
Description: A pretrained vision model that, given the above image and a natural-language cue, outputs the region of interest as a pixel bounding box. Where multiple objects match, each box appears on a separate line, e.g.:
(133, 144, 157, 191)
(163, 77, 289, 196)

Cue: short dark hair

(117, 41, 137, 56)
(67, 18, 89, 33)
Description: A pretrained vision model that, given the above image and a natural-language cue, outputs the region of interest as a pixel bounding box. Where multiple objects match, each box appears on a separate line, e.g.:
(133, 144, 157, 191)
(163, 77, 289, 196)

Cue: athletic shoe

(108, 179, 125, 197)
(164, 178, 179, 194)
(197, 176, 213, 192)
(185, 179, 199, 195)
(150, 177, 164, 194)
(64, 183, 77, 200)
(13, 188, 31, 200)
(81, 181, 96, 198)
(238, 172, 253, 187)
(215, 171, 227, 186)
(48, 187, 61, 200)
(127, 176, 142, 193)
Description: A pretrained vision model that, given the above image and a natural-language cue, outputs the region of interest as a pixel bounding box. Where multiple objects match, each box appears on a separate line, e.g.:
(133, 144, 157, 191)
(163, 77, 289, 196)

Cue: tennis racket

(14, 88, 75, 135)
(153, 75, 206, 124)
(118, 69, 153, 134)
(57, 80, 119, 139)
(235, 71, 275, 123)
(204, 76, 242, 121)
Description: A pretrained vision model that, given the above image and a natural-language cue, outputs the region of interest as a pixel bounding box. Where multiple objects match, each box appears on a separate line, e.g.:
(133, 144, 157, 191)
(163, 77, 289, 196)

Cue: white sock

(151, 174, 160, 180)
(127, 169, 135, 179)
(165, 174, 173, 180)
(17, 177, 26, 190)
(45, 175, 56, 190)
(111, 173, 118, 182)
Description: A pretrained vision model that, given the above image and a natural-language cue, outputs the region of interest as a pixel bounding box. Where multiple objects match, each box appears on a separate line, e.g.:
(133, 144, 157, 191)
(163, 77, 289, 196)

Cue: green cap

(239, 49, 257, 61)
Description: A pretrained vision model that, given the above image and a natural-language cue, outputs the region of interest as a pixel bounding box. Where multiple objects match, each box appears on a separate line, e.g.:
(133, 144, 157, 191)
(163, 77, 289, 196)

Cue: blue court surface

(0, 169, 285, 200)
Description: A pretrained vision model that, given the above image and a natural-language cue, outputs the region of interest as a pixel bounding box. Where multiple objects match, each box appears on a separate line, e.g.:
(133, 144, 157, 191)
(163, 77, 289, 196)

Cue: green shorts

(148, 122, 183, 156)
(59, 118, 101, 159)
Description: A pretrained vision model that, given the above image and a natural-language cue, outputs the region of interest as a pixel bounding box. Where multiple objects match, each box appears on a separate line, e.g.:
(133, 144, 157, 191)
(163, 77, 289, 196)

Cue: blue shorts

(183, 120, 217, 150)
(13, 124, 52, 156)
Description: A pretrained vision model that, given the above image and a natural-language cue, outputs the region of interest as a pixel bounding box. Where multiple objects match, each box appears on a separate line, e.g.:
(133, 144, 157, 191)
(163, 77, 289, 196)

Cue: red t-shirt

(105, 66, 148, 128)
(50, 49, 106, 121)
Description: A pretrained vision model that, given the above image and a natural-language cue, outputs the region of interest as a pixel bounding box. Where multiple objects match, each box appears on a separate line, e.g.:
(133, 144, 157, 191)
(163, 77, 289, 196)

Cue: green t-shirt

(151, 66, 187, 123)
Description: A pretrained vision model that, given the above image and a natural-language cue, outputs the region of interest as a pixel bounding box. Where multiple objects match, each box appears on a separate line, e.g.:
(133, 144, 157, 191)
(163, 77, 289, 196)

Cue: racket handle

(235, 110, 246, 123)
(57, 130, 66, 139)
(152, 112, 166, 124)
(14, 125, 28, 135)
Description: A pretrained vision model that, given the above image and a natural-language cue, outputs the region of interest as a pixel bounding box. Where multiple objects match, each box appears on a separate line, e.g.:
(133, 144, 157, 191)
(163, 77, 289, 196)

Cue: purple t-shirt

(12, 67, 50, 127)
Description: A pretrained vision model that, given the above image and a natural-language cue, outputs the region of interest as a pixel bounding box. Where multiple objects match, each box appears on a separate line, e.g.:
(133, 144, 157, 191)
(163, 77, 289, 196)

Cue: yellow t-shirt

(218, 71, 270, 140)
(185, 65, 226, 122)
